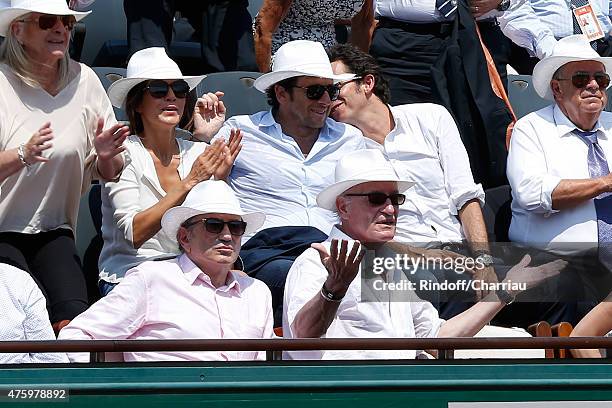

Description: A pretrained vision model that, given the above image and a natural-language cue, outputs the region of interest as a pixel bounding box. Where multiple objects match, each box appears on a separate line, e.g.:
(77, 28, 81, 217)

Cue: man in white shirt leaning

(283, 149, 565, 360)
(211, 40, 365, 325)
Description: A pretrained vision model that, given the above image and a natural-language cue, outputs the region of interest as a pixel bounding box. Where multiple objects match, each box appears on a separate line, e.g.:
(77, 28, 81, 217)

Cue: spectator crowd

(0, 0, 610, 364)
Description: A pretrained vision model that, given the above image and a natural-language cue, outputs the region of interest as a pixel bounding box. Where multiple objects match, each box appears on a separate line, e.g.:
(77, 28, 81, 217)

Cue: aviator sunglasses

(18, 14, 77, 31)
(344, 192, 406, 206)
(183, 217, 247, 236)
(143, 79, 190, 99)
(290, 84, 341, 101)
(556, 72, 611, 89)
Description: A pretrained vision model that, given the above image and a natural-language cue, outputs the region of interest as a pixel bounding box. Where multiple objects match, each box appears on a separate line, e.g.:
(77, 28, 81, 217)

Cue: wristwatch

(496, 288, 515, 305)
(497, 0, 511, 11)
(320, 283, 344, 302)
(475, 253, 495, 268)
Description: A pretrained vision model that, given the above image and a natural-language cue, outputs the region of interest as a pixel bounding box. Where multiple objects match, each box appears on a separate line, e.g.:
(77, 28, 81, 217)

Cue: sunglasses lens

(366, 193, 388, 206)
(61, 15, 76, 30)
(305, 85, 326, 100)
(572, 73, 591, 88)
(364, 193, 406, 206)
(327, 85, 340, 101)
(171, 80, 190, 98)
(227, 221, 247, 236)
(595, 73, 610, 88)
(146, 80, 169, 98)
(391, 194, 406, 205)
(203, 219, 247, 235)
(38, 15, 58, 30)
(204, 219, 225, 234)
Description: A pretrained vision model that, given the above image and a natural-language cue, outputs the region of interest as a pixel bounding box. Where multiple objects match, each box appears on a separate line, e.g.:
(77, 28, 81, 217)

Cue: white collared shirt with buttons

(99, 135, 207, 283)
(0, 263, 68, 364)
(507, 104, 612, 251)
(365, 104, 485, 246)
(283, 225, 444, 360)
(213, 111, 365, 242)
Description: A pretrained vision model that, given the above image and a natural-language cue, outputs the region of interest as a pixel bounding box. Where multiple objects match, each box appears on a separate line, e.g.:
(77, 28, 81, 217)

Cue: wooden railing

(1, 337, 611, 362)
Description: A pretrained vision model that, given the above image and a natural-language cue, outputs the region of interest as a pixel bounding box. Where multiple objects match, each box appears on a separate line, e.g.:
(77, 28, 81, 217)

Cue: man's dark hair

(265, 76, 299, 109)
(328, 44, 391, 105)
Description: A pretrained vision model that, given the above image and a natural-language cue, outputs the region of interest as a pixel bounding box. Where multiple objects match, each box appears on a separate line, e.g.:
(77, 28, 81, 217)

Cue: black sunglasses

(18, 14, 76, 31)
(291, 84, 340, 101)
(344, 192, 406, 206)
(183, 217, 247, 236)
(557, 72, 611, 89)
(143, 79, 190, 99)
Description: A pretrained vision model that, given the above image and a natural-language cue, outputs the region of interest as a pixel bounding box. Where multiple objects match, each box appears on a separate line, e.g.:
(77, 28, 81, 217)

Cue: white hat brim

(253, 70, 356, 93)
(0, 8, 90, 37)
(107, 75, 206, 109)
(161, 206, 266, 242)
(317, 179, 415, 211)
(533, 55, 612, 100)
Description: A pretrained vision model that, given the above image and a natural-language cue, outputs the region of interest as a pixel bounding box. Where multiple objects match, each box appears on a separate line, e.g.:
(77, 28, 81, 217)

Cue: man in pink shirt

(59, 181, 273, 362)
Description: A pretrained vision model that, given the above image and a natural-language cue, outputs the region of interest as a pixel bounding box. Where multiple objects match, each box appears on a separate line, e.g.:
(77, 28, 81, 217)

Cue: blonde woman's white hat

(0, 0, 90, 37)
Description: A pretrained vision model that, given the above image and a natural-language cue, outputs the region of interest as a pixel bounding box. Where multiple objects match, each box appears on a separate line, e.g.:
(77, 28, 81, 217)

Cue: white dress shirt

(507, 104, 612, 251)
(366, 104, 485, 245)
(60, 254, 274, 362)
(499, 0, 612, 59)
(283, 226, 444, 360)
(213, 111, 365, 242)
(0, 263, 68, 364)
(99, 135, 206, 283)
(375, 0, 509, 23)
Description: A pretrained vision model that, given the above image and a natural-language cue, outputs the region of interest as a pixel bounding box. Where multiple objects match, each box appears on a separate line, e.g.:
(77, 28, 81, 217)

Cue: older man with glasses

(507, 34, 612, 316)
(59, 181, 273, 362)
(283, 149, 566, 360)
(209, 40, 365, 326)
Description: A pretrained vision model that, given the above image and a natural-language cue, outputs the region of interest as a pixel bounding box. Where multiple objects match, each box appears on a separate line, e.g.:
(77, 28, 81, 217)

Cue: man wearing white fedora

(212, 40, 365, 325)
(283, 149, 566, 360)
(507, 34, 612, 311)
(59, 180, 273, 362)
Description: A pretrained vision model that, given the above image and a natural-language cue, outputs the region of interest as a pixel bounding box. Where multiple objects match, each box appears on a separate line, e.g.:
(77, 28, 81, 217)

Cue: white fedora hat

(317, 149, 415, 211)
(0, 0, 90, 37)
(161, 180, 266, 241)
(107, 47, 206, 109)
(533, 34, 612, 100)
(253, 40, 356, 92)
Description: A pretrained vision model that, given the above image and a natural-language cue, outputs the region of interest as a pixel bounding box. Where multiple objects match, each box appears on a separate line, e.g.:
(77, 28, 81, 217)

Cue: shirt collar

(177, 253, 242, 294)
(258, 109, 334, 142)
(553, 103, 606, 139)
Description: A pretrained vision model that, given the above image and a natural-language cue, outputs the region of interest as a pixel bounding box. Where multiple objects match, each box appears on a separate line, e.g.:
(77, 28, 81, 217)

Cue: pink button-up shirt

(59, 254, 273, 362)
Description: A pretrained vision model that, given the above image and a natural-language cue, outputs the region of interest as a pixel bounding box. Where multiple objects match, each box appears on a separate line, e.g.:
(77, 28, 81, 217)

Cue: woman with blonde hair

(98, 47, 240, 295)
(0, 0, 129, 332)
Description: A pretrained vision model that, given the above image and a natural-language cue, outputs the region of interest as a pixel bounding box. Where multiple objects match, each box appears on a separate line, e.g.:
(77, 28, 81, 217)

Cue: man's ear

(275, 84, 290, 104)
(336, 196, 351, 221)
(177, 227, 190, 253)
(551, 79, 563, 99)
(362, 74, 376, 95)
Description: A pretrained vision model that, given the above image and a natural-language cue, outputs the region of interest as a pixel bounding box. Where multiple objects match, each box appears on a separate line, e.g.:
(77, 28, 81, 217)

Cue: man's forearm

(458, 199, 490, 254)
(291, 292, 342, 338)
(552, 177, 612, 210)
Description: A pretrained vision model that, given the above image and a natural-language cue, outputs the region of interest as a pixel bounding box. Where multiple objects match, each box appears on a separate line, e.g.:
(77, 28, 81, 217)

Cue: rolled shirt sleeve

(507, 120, 561, 215)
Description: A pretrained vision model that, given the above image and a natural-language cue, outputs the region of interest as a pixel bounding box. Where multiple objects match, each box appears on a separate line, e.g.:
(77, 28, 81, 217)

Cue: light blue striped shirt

(499, 0, 612, 59)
